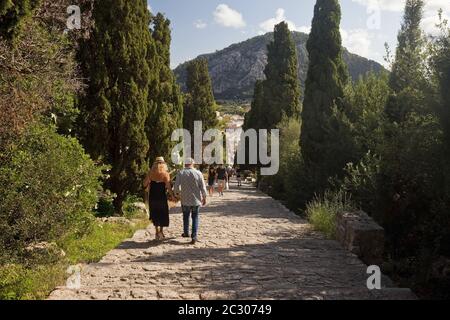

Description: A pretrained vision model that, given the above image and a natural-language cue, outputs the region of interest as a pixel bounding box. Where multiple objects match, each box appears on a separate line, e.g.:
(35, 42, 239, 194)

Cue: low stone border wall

(336, 211, 385, 266)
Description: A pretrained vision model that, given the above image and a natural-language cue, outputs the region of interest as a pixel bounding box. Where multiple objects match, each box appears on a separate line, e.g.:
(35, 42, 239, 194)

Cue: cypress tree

(261, 21, 301, 129)
(183, 58, 217, 135)
(389, 0, 425, 93)
(0, 0, 40, 40)
(147, 13, 183, 162)
(385, 0, 426, 122)
(300, 0, 351, 194)
(244, 80, 264, 130)
(241, 80, 264, 168)
(76, 0, 151, 213)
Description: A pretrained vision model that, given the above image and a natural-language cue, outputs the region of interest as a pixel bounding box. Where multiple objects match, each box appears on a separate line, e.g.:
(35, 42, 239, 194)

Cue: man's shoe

(182, 233, 189, 238)
(191, 239, 197, 245)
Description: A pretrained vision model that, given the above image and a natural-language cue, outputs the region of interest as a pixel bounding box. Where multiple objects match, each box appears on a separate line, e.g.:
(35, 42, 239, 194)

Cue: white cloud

(297, 26, 312, 34)
(259, 8, 310, 34)
(194, 19, 207, 29)
(213, 4, 246, 29)
(341, 28, 372, 58)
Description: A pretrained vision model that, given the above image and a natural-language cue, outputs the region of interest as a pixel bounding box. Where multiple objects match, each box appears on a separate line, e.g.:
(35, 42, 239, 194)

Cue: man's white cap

(184, 157, 195, 165)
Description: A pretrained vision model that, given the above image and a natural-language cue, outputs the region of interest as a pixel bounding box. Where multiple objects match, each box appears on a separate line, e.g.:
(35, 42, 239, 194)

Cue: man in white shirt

(174, 158, 207, 244)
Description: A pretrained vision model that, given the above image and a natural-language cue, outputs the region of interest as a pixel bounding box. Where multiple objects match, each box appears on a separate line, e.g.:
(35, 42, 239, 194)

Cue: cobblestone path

(49, 185, 415, 300)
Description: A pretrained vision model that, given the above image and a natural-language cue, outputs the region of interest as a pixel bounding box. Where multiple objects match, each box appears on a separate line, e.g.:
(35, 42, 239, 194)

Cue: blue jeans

(182, 206, 200, 240)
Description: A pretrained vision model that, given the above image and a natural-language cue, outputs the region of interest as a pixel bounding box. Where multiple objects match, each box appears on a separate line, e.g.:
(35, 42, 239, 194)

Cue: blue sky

(147, 0, 450, 69)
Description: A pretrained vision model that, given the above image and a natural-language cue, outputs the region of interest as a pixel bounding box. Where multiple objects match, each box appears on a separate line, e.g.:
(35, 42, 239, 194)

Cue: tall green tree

(77, 0, 151, 213)
(243, 22, 300, 176)
(261, 21, 301, 129)
(146, 13, 183, 162)
(389, 0, 425, 93)
(183, 58, 217, 135)
(244, 80, 264, 130)
(245, 22, 301, 131)
(385, 0, 426, 122)
(300, 0, 351, 194)
(0, 0, 40, 40)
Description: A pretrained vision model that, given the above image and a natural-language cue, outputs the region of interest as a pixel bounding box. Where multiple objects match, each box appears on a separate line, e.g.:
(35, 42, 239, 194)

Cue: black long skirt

(149, 181, 169, 227)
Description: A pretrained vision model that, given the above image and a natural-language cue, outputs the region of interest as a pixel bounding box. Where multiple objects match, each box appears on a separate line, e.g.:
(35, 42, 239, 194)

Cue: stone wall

(336, 211, 385, 266)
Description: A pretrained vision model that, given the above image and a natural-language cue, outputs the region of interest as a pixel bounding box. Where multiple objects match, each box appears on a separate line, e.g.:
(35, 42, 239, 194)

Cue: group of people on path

(207, 164, 241, 196)
(143, 157, 244, 245)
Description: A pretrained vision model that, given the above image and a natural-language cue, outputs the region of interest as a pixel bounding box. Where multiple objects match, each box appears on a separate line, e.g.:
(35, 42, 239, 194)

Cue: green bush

(122, 195, 145, 220)
(338, 151, 382, 218)
(260, 118, 301, 202)
(343, 72, 390, 155)
(0, 263, 66, 300)
(306, 190, 356, 239)
(0, 124, 104, 263)
(95, 190, 116, 217)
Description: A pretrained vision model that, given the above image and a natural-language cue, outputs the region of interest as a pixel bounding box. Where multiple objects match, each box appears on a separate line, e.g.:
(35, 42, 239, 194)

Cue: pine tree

(183, 58, 217, 135)
(146, 13, 183, 162)
(76, 0, 152, 213)
(261, 22, 301, 129)
(300, 0, 351, 195)
(385, 0, 426, 122)
(0, 0, 40, 40)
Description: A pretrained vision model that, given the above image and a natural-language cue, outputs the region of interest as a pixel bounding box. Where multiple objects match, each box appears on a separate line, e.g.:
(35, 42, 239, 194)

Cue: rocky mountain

(174, 32, 386, 101)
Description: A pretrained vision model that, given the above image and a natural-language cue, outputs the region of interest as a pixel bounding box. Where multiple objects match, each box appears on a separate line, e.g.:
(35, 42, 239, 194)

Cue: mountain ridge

(174, 31, 386, 101)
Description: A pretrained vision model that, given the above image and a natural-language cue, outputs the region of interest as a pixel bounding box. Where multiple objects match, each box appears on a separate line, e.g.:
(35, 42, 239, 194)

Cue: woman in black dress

(207, 166, 217, 196)
(143, 157, 171, 240)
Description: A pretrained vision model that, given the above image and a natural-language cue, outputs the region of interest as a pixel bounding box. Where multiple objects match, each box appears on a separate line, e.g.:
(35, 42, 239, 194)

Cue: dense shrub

(343, 72, 390, 155)
(260, 117, 301, 202)
(338, 152, 382, 219)
(0, 124, 103, 263)
(94, 190, 116, 218)
(377, 114, 448, 260)
(0, 19, 81, 148)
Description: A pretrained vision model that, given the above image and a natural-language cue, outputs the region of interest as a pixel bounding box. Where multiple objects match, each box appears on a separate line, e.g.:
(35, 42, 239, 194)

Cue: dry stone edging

(336, 210, 385, 266)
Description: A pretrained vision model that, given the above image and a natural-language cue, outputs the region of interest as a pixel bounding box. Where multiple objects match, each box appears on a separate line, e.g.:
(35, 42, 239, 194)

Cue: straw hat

(154, 156, 166, 164)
